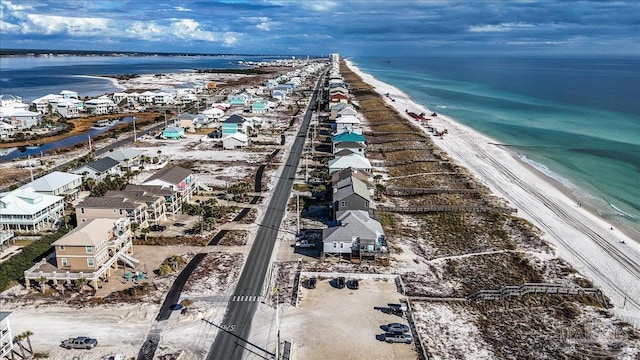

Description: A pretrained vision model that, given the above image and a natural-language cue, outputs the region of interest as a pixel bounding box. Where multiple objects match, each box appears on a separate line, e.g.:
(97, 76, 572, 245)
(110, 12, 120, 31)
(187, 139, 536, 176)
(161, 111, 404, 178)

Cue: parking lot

(280, 276, 417, 360)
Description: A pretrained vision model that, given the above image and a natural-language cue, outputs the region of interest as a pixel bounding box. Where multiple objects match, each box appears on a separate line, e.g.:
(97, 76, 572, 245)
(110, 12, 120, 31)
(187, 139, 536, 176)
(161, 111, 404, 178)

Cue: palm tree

(21, 330, 34, 355)
(140, 227, 150, 241)
(75, 277, 87, 294)
(61, 214, 71, 229)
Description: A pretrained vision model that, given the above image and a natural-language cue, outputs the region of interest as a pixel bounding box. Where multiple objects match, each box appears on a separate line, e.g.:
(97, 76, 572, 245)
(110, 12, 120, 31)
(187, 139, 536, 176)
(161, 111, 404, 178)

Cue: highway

(206, 71, 325, 360)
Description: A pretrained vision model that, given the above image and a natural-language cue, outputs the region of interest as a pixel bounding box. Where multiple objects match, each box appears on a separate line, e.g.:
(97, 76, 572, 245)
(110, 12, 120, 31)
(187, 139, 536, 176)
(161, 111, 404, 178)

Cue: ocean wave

(609, 203, 636, 219)
(518, 154, 577, 190)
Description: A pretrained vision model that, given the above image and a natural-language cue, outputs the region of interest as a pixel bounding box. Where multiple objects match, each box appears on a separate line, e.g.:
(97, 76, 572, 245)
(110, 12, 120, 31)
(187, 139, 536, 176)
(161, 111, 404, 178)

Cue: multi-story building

(0, 188, 64, 232)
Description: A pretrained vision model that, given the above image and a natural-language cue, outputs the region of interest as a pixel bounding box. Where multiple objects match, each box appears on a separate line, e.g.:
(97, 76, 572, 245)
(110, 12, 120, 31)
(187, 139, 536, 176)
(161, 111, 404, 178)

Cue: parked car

(336, 277, 345, 289)
(149, 224, 166, 232)
(61, 337, 98, 349)
(347, 279, 359, 290)
(387, 323, 410, 334)
(308, 277, 317, 289)
(384, 333, 413, 344)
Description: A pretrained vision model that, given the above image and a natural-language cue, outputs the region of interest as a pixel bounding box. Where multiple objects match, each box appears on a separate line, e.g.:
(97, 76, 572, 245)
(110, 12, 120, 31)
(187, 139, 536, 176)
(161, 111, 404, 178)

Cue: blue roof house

(162, 126, 185, 140)
(221, 114, 247, 136)
(251, 100, 267, 114)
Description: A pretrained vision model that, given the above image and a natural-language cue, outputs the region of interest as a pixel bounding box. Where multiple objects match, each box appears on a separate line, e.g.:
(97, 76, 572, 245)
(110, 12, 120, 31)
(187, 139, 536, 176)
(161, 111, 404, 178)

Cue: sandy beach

(344, 59, 640, 325)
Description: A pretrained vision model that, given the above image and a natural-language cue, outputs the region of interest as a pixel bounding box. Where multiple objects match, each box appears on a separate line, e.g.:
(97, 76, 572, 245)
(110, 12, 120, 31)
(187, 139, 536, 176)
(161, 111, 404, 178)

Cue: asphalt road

(206, 71, 325, 360)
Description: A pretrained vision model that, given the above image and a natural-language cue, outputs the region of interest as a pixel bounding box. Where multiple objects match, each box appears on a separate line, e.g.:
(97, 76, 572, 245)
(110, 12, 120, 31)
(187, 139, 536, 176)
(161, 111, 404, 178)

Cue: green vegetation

(0, 228, 70, 291)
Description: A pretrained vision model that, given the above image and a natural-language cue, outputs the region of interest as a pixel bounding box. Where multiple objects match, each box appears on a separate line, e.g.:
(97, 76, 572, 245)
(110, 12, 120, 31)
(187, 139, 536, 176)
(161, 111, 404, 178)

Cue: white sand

(345, 60, 640, 325)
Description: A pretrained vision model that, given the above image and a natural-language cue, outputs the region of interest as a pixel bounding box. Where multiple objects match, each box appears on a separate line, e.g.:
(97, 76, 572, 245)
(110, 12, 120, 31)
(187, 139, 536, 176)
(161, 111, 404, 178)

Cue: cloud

(469, 23, 536, 33)
(22, 14, 110, 36)
(174, 6, 191, 12)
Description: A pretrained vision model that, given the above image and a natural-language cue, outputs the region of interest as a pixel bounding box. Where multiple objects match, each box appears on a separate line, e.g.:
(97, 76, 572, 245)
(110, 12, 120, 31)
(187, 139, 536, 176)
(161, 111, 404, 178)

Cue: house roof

(223, 114, 247, 124)
(330, 93, 348, 100)
(330, 167, 373, 185)
(333, 177, 373, 206)
(338, 107, 358, 116)
(335, 115, 361, 124)
(76, 196, 143, 210)
(328, 153, 372, 171)
(331, 132, 365, 143)
(0, 188, 63, 215)
(334, 141, 366, 149)
(52, 218, 115, 246)
(104, 148, 144, 162)
(143, 166, 192, 186)
(77, 157, 120, 174)
(20, 171, 81, 192)
(333, 149, 357, 157)
(174, 113, 197, 121)
(125, 184, 174, 196)
(221, 132, 248, 142)
(323, 210, 383, 242)
(105, 190, 163, 205)
(330, 103, 347, 111)
(163, 126, 183, 133)
(333, 171, 374, 191)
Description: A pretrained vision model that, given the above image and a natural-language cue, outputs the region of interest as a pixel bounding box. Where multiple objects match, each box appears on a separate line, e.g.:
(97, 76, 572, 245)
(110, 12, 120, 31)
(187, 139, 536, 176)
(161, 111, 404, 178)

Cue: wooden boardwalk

(385, 186, 479, 196)
(379, 205, 517, 214)
(466, 283, 607, 306)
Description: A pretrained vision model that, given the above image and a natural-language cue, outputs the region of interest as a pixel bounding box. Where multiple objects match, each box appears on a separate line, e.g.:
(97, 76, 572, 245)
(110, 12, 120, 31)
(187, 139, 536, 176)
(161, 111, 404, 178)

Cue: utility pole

(275, 286, 280, 360)
(88, 135, 92, 152)
(28, 155, 34, 182)
(133, 117, 137, 142)
(296, 193, 300, 236)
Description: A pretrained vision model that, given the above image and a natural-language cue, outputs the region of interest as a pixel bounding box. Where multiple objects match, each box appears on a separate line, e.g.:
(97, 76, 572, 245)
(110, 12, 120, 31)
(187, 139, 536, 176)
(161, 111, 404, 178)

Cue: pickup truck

(61, 337, 98, 349)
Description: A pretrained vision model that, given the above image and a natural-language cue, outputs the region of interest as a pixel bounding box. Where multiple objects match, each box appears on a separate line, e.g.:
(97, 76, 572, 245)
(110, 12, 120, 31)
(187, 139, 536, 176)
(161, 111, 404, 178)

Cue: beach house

(125, 184, 181, 219)
(103, 148, 145, 169)
(0, 188, 64, 232)
(334, 114, 361, 133)
(23, 217, 137, 291)
(221, 114, 249, 135)
(73, 157, 121, 182)
(55, 99, 83, 118)
(173, 113, 199, 132)
(333, 141, 366, 156)
(221, 132, 249, 149)
(142, 166, 197, 206)
(84, 96, 116, 115)
(328, 153, 372, 175)
(228, 92, 251, 106)
(322, 210, 386, 261)
(7, 110, 42, 129)
(161, 126, 185, 140)
(332, 176, 377, 220)
(331, 131, 366, 153)
(75, 195, 149, 227)
(251, 100, 267, 114)
(19, 171, 83, 201)
(0, 312, 14, 359)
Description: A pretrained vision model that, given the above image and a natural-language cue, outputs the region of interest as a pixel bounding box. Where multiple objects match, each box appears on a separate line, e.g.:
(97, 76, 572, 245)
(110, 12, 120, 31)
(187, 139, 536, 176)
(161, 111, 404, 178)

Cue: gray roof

(80, 157, 120, 173)
(20, 171, 81, 192)
(323, 210, 383, 243)
(330, 167, 372, 186)
(333, 177, 374, 208)
(334, 173, 374, 191)
(104, 148, 144, 162)
(76, 196, 143, 209)
(334, 141, 365, 149)
(125, 184, 174, 196)
(0, 311, 11, 323)
(144, 166, 192, 186)
(333, 149, 357, 157)
(223, 114, 246, 124)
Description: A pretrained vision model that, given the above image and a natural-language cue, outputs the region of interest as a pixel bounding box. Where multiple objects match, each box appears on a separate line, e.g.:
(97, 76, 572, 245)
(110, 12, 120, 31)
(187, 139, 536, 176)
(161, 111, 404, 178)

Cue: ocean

(351, 56, 640, 236)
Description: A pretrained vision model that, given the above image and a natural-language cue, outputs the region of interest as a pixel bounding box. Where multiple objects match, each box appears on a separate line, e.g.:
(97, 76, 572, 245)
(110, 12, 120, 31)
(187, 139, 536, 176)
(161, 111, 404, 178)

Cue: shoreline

(344, 59, 640, 323)
(73, 74, 127, 91)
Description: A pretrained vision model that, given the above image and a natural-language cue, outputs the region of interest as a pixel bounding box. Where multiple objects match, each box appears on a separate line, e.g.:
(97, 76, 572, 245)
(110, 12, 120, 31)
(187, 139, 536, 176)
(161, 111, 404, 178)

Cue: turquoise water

(352, 56, 640, 236)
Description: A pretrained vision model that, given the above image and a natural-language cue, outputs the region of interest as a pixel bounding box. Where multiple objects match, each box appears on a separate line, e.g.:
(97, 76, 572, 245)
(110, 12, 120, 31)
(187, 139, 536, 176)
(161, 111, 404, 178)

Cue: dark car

(337, 277, 345, 288)
(149, 224, 166, 232)
(308, 277, 317, 289)
(183, 228, 200, 235)
(348, 279, 359, 290)
(387, 323, 410, 334)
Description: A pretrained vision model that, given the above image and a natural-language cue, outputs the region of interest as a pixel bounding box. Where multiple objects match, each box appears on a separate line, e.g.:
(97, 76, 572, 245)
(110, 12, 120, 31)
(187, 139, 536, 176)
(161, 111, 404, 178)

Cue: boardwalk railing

(379, 205, 517, 214)
(368, 145, 432, 152)
(466, 283, 607, 306)
(363, 131, 428, 138)
(370, 158, 442, 167)
(366, 138, 428, 145)
(385, 186, 479, 196)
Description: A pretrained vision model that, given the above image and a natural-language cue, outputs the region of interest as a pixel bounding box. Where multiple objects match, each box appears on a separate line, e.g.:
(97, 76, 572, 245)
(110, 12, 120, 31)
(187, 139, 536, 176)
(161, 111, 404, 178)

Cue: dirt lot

(281, 277, 417, 360)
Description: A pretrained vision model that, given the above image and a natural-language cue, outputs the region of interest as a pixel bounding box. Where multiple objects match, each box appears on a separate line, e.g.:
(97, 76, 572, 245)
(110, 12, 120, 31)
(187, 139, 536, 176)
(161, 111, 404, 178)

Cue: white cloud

(469, 22, 535, 33)
(0, 20, 21, 34)
(2, 1, 33, 12)
(302, 1, 338, 12)
(174, 6, 192, 12)
(127, 21, 165, 41)
(23, 14, 110, 35)
(244, 17, 277, 32)
(171, 19, 217, 41)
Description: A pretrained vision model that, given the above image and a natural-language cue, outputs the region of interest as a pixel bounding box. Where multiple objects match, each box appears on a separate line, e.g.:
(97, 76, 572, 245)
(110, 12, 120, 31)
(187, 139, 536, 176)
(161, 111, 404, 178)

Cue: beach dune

(344, 59, 640, 324)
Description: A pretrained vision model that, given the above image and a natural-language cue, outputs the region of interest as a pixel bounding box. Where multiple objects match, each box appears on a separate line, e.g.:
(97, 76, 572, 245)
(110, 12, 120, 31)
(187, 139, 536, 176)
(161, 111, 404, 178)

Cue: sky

(1, 0, 639, 57)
